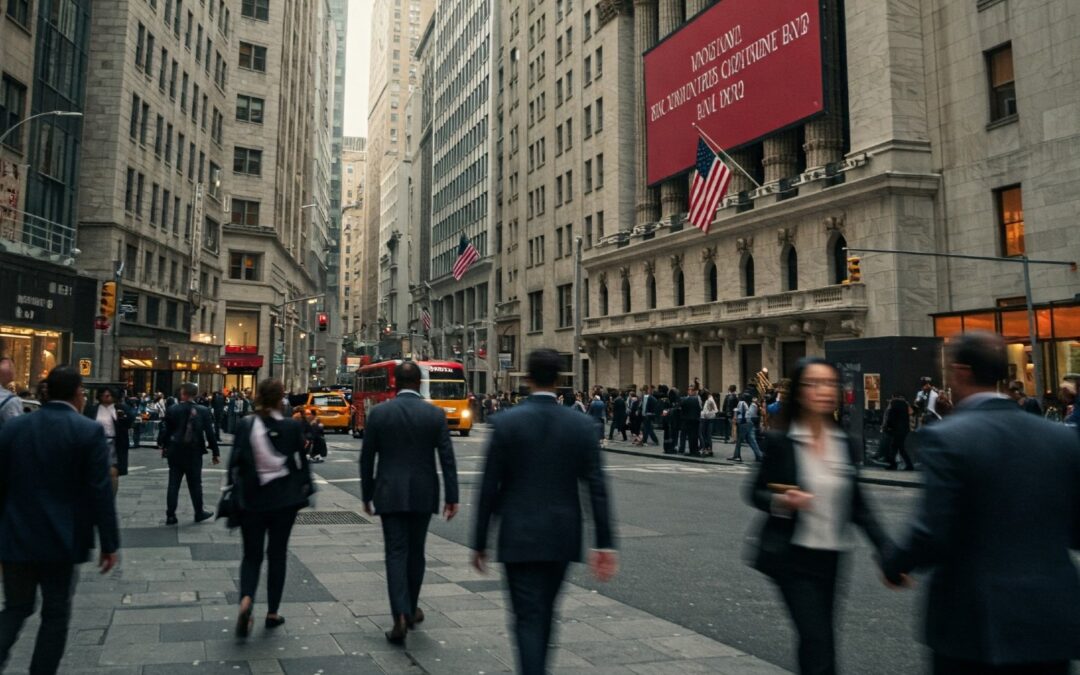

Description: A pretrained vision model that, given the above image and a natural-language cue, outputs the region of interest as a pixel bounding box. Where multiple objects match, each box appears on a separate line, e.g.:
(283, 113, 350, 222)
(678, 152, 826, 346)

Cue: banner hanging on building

(644, 0, 825, 185)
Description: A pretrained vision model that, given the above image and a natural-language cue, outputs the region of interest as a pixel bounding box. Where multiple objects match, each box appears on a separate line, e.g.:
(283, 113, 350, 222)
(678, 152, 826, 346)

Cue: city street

(311, 425, 927, 674)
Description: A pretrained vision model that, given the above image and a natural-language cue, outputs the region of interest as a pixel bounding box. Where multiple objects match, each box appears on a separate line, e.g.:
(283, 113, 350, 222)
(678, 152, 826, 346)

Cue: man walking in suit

(84, 386, 134, 494)
(608, 391, 627, 441)
(158, 382, 220, 525)
(883, 332, 1080, 674)
(678, 385, 702, 455)
(360, 361, 459, 645)
(471, 349, 617, 675)
(0, 366, 119, 674)
(640, 385, 660, 446)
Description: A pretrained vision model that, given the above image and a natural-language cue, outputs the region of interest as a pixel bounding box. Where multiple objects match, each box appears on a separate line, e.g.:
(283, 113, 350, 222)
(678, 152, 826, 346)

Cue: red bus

(351, 360, 473, 438)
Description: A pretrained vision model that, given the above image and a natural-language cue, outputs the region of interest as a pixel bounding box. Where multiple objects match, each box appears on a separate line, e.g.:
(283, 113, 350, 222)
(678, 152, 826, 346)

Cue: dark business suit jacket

(360, 390, 459, 514)
(472, 394, 615, 563)
(679, 394, 702, 422)
(0, 401, 119, 563)
(158, 401, 220, 458)
(883, 397, 1080, 665)
(84, 402, 134, 475)
(750, 429, 889, 576)
(612, 396, 627, 422)
(883, 398, 910, 433)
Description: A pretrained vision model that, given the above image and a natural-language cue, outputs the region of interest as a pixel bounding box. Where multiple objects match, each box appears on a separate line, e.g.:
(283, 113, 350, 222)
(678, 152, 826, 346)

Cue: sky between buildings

(343, 0, 373, 137)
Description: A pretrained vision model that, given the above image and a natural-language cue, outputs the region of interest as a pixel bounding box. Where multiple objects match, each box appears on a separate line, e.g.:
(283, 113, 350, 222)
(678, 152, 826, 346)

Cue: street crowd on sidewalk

(1, 336, 1080, 674)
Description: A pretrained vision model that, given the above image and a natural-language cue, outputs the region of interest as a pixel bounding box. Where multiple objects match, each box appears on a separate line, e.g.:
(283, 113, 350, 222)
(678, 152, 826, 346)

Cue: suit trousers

(642, 416, 659, 445)
(0, 562, 77, 675)
(608, 417, 627, 441)
(774, 547, 841, 675)
(166, 452, 204, 517)
(239, 507, 299, 614)
(380, 512, 433, 617)
(679, 420, 700, 454)
(505, 561, 570, 675)
(932, 655, 1069, 675)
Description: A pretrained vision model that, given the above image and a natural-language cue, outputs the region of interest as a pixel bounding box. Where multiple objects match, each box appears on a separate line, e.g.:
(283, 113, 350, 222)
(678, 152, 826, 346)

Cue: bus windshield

(424, 380, 467, 401)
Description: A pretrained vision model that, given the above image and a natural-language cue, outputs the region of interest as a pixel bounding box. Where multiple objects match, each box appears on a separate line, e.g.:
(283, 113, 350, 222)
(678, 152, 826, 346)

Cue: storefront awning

(220, 355, 264, 370)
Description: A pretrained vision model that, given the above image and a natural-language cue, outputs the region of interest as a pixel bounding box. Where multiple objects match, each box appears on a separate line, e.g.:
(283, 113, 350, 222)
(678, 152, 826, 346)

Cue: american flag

(688, 138, 732, 234)
(452, 233, 480, 281)
(420, 308, 432, 333)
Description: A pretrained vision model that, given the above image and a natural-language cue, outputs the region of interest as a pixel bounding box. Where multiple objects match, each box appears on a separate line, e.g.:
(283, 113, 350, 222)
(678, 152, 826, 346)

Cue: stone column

(804, 0, 844, 168)
(685, 0, 710, 16)
(634, 0, 660, 226)
(658, 0, 686, 221)
(727, 150, 755, 194)
(762, 130, 800, 185)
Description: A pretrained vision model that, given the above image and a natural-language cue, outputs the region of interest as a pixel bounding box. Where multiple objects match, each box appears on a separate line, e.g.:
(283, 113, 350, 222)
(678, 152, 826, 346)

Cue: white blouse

(788, 422, 856, 551)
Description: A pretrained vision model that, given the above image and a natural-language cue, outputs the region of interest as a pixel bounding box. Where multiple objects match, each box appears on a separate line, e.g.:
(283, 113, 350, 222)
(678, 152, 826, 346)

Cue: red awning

(220, 355, 264, 370)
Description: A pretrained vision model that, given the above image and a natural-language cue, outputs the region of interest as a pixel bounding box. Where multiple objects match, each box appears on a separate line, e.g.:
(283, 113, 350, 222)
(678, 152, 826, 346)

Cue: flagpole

(691, 123, 761, 189)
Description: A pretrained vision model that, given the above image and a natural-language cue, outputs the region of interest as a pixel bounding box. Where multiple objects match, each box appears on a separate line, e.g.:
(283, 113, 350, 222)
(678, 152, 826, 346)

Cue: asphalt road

(314, 424, 928, 674)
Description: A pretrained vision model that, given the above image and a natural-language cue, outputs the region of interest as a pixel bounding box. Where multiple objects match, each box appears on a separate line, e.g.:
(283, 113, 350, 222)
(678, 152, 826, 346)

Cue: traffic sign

(272, 354, 285, 364)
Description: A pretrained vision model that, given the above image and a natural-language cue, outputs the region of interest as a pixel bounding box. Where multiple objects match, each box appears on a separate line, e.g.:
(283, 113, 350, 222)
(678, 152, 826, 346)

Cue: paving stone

(640, 634, 744, 660)
(410, 646, 513, 673)
(441, 608, 509, 627)
(563, 640, 672, 666)
(113, 606, 204, 625)
(98, 640, 205, 666)
(122, 591, 200, 606)
(142, 661, 253, 674)
(188, 543, 244, 561)
(247, 659, 285, 674)
(73, 627, 106, 645)
(203, 634, 344, 661)
(118, 527, 180, 547)
(159, 619, 237, 642)
(105, 622, 162, 645)
(278, 653, 384, 674)
(457, 579, 505, 593)
(366, 649, 428, 674)
(420, 593, 501, 612)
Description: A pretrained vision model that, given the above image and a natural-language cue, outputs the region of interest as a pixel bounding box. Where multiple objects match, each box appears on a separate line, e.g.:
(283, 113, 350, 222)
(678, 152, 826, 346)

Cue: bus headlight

(462, 409, 471, 418)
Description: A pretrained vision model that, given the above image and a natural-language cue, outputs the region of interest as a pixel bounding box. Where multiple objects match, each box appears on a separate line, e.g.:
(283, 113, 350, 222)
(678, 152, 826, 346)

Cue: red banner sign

(224, 344, 259, 354)
(220, 355, 264, 369)
(644, 0, 824, 185)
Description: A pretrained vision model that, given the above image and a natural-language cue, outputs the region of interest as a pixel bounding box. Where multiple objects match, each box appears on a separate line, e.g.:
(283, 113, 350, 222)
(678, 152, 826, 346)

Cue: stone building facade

(339, 136, 367, 339)
(581, 0, 1080, 396)
(76, 0, 233, 392)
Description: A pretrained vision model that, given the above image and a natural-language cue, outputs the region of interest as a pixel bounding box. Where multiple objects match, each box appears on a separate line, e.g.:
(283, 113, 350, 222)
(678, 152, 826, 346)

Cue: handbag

(216, 467, 243, 529)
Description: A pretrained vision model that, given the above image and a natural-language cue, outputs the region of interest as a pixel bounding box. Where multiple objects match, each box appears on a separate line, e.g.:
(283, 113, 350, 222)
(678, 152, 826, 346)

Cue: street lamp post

(270, 294, 324, 385)
(0, 110, 82, 148)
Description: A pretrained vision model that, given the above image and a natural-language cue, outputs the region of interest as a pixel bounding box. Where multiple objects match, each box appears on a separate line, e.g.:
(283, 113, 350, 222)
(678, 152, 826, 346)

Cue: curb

(600, 445, 922, 489)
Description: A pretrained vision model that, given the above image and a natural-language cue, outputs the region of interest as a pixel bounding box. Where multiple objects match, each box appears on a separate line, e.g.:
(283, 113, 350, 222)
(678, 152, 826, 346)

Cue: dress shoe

(194, 510, 214, 523)
(265, 616, 286, 629)
(407, 608, 425, 629)
(165, 515, 178, 526)
(385, 615, 408, 645)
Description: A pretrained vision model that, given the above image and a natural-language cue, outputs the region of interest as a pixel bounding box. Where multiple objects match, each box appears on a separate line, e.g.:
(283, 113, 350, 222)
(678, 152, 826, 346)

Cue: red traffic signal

(317, 312, 328, 332)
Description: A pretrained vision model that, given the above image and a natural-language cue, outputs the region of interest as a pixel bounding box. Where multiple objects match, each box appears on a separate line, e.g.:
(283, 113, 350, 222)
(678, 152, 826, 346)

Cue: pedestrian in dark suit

(84, 386, 135, 494)
(608, 392, 628, 441)
(749, 357, 891, 675)
(211, 391, 226, 440)
(678, 385, 702, 455)
(157, 382, 220, 525)
(883, 332, 1080, 675)
(360, 361, 459, 645)
(472, 349, 617, 675)
(880, 393, 912, 470)
(663, 387, 681, 454)
(640, 386, 660, 445)
(229, 379, 314, 638)
(0, 366, 119, 674)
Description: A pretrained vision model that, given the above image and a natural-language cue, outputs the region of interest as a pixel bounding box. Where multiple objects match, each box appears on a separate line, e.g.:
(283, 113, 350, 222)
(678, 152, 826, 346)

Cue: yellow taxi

(293, 391, 351, 433)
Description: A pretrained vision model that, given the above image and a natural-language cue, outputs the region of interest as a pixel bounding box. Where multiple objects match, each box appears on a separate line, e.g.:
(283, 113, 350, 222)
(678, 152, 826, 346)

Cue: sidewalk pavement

(598, 433, 922, 489)
(3, 445, 790, 675)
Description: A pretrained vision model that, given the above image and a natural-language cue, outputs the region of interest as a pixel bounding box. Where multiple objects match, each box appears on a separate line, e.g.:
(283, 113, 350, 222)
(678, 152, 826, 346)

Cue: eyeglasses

(800, 378, 839, 390)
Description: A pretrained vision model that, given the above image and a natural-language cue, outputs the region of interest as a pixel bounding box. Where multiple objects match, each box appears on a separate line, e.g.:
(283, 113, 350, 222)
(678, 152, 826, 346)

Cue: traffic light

(317, 312, 328, 332)
(99, 281, 117, 317)
(383, 324, 393, 336)
(845, 256, 862, 284)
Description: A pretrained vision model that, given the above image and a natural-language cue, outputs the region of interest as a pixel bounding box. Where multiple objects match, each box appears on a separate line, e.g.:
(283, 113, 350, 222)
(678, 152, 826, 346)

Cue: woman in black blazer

(229, 379, 314, 638)
(749, 357, 891, 675)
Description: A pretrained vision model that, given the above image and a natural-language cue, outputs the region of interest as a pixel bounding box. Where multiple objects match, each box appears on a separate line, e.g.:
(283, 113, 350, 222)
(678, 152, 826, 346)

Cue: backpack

(169, 404, 203, 455)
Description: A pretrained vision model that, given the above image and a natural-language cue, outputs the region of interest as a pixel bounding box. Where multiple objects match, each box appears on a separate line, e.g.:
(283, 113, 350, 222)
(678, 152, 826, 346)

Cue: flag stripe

(689, 157, 731, 233)
(452, 242, 480, 280)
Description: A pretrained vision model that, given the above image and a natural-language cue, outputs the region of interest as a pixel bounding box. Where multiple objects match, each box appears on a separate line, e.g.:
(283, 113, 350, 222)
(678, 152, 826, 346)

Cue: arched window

(599, 283, 608, 316)
(782, 245, 798, 292)
(743, 254, 756, 297)
(646, 274, 657, 309)
(831, 234, 848, 285)
(622, 276, 631, 313)
(674, 269, 685, 306)
(706, 262, 718, 302)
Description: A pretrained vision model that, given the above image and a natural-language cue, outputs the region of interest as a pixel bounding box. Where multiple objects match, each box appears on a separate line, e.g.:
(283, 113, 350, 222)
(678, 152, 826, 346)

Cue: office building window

(238, 42, 267, 72)
(529, 291, 544, 332)
(557, 284, 573, 328)
(229, 252, 260, 280)
(230, 198, 260, 226)
(996, 185, 1024, 257)
(233, 146, 262, 175)
(6, 0, 30, 26)
(986, 43, 1017, 122)
(235, 94, 264, 123)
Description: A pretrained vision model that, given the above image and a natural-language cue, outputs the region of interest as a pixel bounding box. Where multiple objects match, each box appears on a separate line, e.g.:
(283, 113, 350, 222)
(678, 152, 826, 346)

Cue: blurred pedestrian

(700, 391, 718, 456)
(228, 379, 314, 638)
(729, 393, 762, 462)
(0, 366, 119, 674)
(609, 390, 628, 442)
(678, 385, 701, 455)
(84, 387, 134, 495)
(883, 333, 1080, 674)
(721, 384, 740, 443)
(361, 361, 459, 645)
(158, 383, 220, 525)
(640, 386, 659, 446)
(750, 357, 891, 675)
(472, 349, 617, 675)
(305, 410, 328, 463)
(1007, 380, 1042, 416)
(587, 394, 606, 443)
(880, 393, 913, 470)
(0, 357, 23, 431)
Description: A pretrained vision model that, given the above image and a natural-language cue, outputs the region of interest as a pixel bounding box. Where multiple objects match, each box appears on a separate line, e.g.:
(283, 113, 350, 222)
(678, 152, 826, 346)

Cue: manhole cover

(294, 510, 371, 525)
